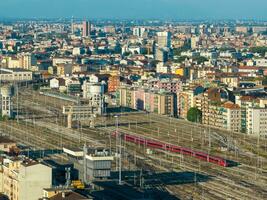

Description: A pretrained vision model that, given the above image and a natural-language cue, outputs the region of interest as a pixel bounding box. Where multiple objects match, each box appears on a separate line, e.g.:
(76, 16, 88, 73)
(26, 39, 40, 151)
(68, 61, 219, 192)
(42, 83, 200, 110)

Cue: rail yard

(0, 87, 266, 200)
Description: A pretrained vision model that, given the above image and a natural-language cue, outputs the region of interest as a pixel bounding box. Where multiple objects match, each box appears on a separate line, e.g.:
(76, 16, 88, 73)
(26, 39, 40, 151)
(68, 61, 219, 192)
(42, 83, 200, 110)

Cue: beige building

(56, 64, 73, 76)
(7, 57, 20, 69)
(0, 137, 16, 153)
(6, 53, 36, 70)
(202, 101, 241, 132)
(220, 76, 239, 88)
(117, 86, 175, 116)
(247, 108, 267, 137)
(1, 158, 52, 200)
(178, 90, 195, 119)
(0, 68, 32, 82)
(18, 53, 37, 70)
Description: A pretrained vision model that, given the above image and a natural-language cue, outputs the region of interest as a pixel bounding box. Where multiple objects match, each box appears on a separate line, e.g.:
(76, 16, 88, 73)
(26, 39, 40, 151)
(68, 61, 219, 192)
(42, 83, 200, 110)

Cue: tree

(262, 76, 267, 85)
(249, 46, 267, 57)
(173, 41, 191, 56)
(174, 56, 189, 63)
(193, 56, 208, 64)
(187, 107, 202, 123)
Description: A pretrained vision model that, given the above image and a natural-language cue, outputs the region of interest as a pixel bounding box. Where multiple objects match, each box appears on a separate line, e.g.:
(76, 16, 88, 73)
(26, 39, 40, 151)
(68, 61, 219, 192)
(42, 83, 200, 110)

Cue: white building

(157, 31, 171, 48)
(181, 51, 200, 58)
(247, 108, 267, 137)
(49, 77, 66, 89)
(156, 62, 171, 74)
(0, 85, 13, 118)
(191, 36, 199, 49)
(255, 59, 267, 67)
(200, 51, 218, 59)
(133, 27, 146, 38)
(52, 57, 73, 66)
(72, 47, 85, 56)
(1, 159, 52, 200)
(82, 81, 105, 115)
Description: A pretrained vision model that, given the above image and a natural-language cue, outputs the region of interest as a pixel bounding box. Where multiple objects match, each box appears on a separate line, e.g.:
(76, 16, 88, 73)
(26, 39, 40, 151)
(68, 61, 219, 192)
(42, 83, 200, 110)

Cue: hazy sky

(1, 0, 267, 20)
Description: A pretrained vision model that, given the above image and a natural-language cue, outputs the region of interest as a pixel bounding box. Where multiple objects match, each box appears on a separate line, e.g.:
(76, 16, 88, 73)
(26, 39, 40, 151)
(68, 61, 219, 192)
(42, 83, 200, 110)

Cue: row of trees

(249, 46, 267, 57)
(174, 56, 208, 64)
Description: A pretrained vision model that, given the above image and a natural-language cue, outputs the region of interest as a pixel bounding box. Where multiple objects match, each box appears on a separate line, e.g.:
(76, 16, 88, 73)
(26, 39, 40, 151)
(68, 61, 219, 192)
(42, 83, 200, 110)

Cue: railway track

(9, 89, 267, 199)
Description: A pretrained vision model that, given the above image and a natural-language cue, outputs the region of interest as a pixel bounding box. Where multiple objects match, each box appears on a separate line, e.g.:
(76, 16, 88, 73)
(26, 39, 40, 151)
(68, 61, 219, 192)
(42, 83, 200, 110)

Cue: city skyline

(1, 0, 267, 20)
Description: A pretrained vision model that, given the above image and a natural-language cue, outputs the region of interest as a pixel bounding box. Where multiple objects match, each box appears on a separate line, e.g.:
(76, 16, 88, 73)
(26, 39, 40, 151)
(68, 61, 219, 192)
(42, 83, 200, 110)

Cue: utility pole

(16, 83, 19, 123)
(115, 115, 122, 185)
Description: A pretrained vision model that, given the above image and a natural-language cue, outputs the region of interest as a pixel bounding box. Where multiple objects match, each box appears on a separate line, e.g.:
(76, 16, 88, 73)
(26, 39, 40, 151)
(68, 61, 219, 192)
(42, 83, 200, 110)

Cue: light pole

(115, 115, 122, 185)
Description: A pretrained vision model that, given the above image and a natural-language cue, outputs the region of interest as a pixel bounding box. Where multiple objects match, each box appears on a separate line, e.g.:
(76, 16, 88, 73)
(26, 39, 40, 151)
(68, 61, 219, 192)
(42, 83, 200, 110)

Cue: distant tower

(82, 20, 91, 37)
(71, 16, 75, 34)
(157, 31, 171, 48)
(156, 31, 171, 62)
(0, 85, 13, 118)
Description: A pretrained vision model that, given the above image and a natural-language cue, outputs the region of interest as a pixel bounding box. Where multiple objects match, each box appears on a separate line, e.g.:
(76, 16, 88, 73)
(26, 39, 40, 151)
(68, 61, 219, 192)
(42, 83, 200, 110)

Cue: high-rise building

(156, 32, 171, 62)
(157, 31, 171, 48)
(191, 36, 199, 49)
(19, 53, 37, 70)
(155, 47, 169, 63)
(82, 21, 91, 37)
(133, 27, 146, 38)
(71, 16, 75, 34)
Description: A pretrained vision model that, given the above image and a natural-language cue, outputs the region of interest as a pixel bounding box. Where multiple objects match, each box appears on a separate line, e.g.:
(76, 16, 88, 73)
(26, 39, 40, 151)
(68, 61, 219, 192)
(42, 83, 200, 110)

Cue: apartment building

(1, 158, 52, 200)
(178, 85, 205, 118)
(236, 96, 260, 133)
(117, 86, 175, 116)
(147, 78, 182, 93)
(247, 108, 267, 137)
(178, 90, 195, 118)
(108, 75, 121, 93)
(202, 101, 241, 132)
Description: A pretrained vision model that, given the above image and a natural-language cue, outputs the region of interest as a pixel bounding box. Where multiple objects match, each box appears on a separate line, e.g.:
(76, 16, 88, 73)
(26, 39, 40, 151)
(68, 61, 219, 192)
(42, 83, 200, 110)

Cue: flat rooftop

(0, 68, 32, 73)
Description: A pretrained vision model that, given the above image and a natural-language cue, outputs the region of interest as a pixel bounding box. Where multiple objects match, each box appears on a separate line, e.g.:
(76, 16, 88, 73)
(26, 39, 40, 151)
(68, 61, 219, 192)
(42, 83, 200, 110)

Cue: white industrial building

(0, 68, 32, 82)
(82, 81, 105, 115)
(63, 147, 113, 184)
(0, 85, 13, 118)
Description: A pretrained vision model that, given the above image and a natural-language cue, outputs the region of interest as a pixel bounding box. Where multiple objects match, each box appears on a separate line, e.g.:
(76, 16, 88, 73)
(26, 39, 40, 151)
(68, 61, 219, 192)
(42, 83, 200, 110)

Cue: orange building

(108, 76, 120, 93)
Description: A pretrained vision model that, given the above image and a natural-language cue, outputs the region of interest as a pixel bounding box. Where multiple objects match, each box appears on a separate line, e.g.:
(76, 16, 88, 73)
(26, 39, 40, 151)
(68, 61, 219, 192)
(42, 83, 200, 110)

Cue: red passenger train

(113, 131, 229, 167)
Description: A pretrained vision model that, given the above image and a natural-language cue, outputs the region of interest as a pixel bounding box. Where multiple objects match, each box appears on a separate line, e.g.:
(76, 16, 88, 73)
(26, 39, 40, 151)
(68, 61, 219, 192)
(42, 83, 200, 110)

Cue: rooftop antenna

(65, 167, 71, 188)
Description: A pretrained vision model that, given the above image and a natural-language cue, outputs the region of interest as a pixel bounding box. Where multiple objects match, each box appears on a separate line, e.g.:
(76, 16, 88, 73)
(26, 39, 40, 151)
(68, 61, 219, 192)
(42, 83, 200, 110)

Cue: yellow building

(175, 68, 184, 76)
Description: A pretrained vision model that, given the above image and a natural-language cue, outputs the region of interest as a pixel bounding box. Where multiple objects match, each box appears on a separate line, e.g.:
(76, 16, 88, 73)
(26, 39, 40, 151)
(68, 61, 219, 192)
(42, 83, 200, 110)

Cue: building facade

(247, 108, 267, 137)
(1, 159, 52, 200)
